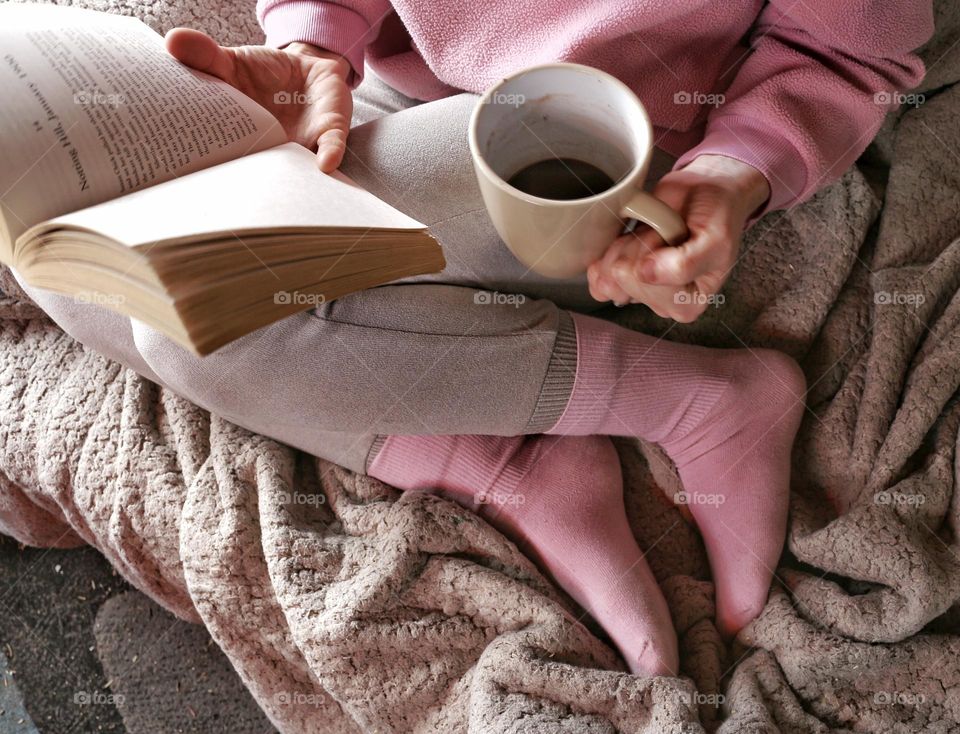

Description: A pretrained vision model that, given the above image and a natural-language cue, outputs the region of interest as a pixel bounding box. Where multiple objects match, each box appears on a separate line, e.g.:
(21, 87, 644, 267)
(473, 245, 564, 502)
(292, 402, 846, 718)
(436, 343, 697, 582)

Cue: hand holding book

(0, 5, 443, 356)
(164, 29, 353, 172)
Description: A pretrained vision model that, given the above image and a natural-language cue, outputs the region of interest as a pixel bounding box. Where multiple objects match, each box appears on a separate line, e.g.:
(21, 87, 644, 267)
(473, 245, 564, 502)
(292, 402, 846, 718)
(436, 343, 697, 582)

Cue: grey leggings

(15, 74, 675, 473)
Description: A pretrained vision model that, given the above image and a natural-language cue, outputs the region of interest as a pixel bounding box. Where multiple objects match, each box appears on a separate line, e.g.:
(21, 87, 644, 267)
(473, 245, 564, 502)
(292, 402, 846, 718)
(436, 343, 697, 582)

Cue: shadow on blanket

(2, 0, 960, 732)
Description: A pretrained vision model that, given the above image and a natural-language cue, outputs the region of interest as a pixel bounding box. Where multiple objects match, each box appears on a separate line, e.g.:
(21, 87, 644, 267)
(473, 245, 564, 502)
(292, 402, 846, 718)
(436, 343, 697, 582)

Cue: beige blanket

(3, 0, 960, 731)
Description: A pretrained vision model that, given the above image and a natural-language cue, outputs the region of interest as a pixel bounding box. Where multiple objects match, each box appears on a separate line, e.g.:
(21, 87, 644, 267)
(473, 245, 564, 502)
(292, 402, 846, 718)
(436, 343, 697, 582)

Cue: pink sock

(368, 433, 678, 677)
(549, 313, 806, 637)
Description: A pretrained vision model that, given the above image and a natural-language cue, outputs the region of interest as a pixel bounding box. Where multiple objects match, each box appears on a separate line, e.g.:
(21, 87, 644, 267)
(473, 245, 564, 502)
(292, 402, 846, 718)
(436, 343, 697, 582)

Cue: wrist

(683, 154, 771, 213)
(286, 41, 328, 57)
(285, 42, 350, 75)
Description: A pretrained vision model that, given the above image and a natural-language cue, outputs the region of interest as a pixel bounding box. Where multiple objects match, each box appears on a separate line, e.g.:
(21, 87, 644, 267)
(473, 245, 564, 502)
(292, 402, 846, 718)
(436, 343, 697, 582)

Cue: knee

(14, 272, 160, 378)
(130, 313, 345, 427)
(18, 276, 104, 347)
(131, 320, 245, 412)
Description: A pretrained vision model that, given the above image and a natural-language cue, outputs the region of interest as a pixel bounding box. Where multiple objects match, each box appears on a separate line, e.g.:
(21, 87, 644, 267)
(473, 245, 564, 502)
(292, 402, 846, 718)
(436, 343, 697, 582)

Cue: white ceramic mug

(468, 63, 687, 279)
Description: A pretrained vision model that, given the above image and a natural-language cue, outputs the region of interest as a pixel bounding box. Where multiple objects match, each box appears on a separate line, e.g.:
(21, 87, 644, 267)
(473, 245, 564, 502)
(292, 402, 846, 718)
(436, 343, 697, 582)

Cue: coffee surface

(507, 157, 616, 200)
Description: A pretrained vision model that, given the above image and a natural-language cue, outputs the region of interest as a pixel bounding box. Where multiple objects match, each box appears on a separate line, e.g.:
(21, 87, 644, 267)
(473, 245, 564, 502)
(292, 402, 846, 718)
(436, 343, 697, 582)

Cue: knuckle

(652, 178, 685, 203)
(321, 129, 348, 145)
(704, 221, 735, 247)
(315, 110, 350, 130)
(663, 254, 692, 282)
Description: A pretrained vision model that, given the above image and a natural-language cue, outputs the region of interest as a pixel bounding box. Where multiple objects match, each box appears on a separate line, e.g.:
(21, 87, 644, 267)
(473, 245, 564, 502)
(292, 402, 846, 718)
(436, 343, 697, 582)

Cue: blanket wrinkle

(3, 0, 960, 731)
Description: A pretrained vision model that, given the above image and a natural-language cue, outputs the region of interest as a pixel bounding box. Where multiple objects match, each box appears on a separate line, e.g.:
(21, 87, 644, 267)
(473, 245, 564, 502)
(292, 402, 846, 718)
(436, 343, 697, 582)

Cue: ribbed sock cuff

(547, 312, 621, 436)
(523, 310, 578, 433)
(365, 434, 388, 471)
(547, 312, 730, 443)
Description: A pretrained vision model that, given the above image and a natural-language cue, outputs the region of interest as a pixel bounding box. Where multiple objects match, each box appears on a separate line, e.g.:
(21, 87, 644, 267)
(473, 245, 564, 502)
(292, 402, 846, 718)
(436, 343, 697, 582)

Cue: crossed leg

(12, 80, 804, 677)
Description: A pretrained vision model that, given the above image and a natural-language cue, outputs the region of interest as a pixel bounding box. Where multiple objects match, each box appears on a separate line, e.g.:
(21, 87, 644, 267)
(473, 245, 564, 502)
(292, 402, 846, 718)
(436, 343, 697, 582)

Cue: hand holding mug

(588, 154, 771, 322)
(469, 63, 687, 280)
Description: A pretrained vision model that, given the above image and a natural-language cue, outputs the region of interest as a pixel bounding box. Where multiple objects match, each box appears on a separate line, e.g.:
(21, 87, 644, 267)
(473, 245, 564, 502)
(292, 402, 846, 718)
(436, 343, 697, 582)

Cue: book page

(30, 142, 426, 246)
(0, 4, 286, 250)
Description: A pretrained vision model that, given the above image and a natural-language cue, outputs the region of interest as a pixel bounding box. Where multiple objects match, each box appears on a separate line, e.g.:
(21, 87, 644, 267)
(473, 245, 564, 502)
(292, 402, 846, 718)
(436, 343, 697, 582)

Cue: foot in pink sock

(661, 349, 805, 637)
(551, 313, 806, 637)
(368, 433, 679, 677)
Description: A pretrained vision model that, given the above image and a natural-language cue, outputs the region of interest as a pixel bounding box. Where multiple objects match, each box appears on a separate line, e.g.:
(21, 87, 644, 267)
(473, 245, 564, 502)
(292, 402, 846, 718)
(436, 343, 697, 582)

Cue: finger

(589, 239, 632, 304)
(609, 227, 669, 285)
(627, 225, 671, 258)
(600, 235, 629, 268)
(316, 126, 348, 172)
(609, 233, 659, 294)
(648, 303, 671, 319)
(587, 239, 619, 300)
(638, 232, 721, 286)
(588, 264, 631, 305)
(165, 28, 236, 83)
(586, 264, 609, 302)
(604, 277, 632, 306)
(604, 267, 677, 315)
(670, 306, 706, 323)
(608, 272, 705, 323)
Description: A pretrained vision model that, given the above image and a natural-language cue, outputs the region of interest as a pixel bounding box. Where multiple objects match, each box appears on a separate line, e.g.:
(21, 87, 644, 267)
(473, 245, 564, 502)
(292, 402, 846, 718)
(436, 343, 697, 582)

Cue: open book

(0, 4, 445, 355)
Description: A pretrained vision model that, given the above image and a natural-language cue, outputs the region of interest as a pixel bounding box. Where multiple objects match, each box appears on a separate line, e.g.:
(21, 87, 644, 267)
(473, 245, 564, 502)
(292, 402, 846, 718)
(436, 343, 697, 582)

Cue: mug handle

(620, 192, 688, 245)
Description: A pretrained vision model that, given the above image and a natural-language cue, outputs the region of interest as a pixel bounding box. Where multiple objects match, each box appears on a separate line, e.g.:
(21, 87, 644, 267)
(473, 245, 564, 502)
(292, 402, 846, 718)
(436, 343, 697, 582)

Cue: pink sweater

(256, 0, 933, 213)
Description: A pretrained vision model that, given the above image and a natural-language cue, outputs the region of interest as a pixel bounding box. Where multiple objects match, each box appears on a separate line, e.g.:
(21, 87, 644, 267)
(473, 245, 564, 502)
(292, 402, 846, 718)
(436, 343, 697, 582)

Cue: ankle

(477, 435, 621, 539)
(549, 313, 738, 442)
(661, 348, 805, 455)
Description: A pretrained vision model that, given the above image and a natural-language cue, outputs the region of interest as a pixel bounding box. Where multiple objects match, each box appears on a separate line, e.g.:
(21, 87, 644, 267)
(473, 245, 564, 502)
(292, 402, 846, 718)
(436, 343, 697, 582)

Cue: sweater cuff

(673, 116, 810, 222)
(260, 1, 369, 86)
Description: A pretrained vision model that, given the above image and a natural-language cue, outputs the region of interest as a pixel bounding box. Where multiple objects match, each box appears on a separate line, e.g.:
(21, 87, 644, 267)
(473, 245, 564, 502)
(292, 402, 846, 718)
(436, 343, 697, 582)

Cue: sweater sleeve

(673, 0, 934, 215)
(256, 0, 391, 86)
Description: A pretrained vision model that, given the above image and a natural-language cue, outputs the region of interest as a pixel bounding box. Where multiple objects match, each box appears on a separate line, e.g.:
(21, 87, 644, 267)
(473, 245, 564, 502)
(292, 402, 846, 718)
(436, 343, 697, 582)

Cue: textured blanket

(3, 0, 960, 732)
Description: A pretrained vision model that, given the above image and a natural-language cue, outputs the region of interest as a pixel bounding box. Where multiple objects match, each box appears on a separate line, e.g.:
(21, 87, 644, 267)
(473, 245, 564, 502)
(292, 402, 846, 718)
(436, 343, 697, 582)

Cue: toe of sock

(630, 634, 679, 677)
(716, 590, 768, 639)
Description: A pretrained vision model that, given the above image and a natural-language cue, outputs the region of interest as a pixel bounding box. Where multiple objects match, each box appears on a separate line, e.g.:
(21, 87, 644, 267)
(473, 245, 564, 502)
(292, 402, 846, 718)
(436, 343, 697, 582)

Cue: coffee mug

(468, 63, 687, 279)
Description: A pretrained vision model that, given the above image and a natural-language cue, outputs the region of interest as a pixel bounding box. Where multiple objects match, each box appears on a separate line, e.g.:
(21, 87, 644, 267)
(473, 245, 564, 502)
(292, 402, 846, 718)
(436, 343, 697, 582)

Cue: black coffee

(507, 157, 616, 200)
